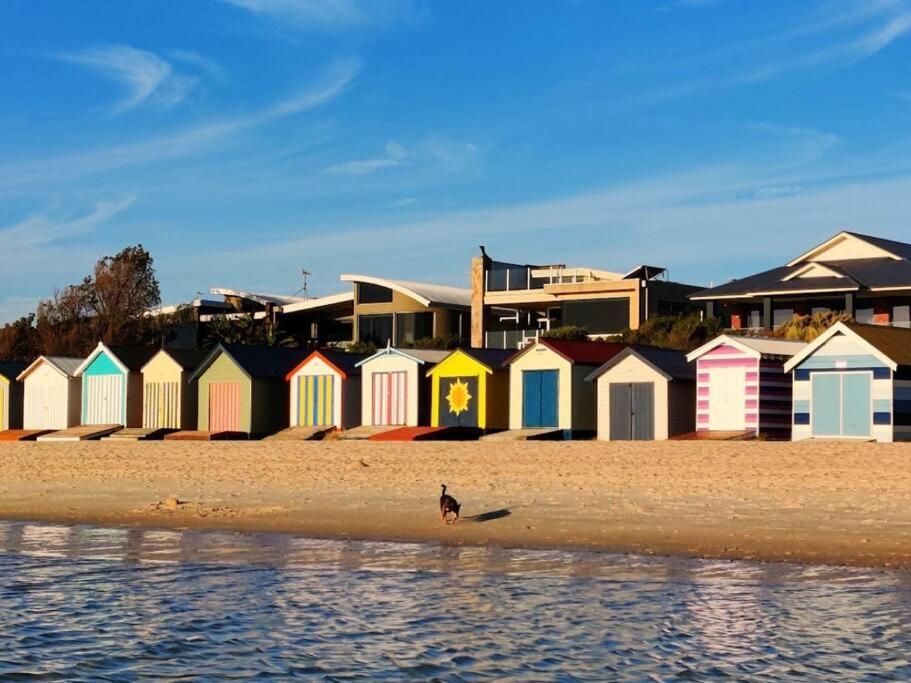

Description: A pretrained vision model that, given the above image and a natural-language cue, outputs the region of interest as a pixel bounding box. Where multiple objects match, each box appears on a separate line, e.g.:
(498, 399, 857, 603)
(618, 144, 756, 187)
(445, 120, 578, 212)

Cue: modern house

(586, 346, 695, 441)
(75, 344, 158, 427)
(285, 349, 368, 431)
(505, 338, 626, 437)
(189, 344, 311, 437)
(141, 349, 208, 431)
(471, 248, 701, 349)
(0, 362, 27, 432)
(686, 335, 806, 439)
(356, 346, 449, 427)
(427, 348, 513, 431)
(16, 356, 82, 431)
(691, 231, 911, 331)
(784, 322, 911, 442)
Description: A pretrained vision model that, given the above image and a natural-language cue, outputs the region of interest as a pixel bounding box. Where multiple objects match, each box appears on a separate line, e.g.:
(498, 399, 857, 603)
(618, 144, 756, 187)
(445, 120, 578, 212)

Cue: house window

(855, 308, 875, 324)
(358, 314, 393, 345)
(396, 312, 434, 343)
(749, 310, 761, 329)
(562, 299, 629, 334)
(357, 283, 393, 304)
(894, 306, 910, 328)
(772, 308, 794, 327)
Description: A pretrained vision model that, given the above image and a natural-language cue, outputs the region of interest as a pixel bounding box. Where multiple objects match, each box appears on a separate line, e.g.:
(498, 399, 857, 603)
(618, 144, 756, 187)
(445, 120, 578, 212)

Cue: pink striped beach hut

(685, 335, 806, 439)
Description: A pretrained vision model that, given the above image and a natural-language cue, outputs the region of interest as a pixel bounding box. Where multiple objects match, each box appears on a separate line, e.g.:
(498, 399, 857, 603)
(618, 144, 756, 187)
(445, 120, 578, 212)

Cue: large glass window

(357, 283, 393, 304)
(562, 299, 629, 334)
(396, 312, 434, 343)
(358, 314, 393, 345)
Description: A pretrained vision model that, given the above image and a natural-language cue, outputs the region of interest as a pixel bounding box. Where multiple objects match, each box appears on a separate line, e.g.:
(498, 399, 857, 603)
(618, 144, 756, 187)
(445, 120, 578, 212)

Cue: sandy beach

(0, 439, 909, 567)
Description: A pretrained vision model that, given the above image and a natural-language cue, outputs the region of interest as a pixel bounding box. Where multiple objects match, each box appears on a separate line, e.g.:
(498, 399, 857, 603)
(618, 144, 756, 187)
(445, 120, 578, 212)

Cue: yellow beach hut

(16, 356, 83, 430)
(0, 362, 27, 432)
(427, 348, 512, 431)
(141, 349, 208, 431)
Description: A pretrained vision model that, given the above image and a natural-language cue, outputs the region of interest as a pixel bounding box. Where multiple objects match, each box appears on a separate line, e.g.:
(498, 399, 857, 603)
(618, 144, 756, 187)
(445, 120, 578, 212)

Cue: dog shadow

(464, 508, 512, 524)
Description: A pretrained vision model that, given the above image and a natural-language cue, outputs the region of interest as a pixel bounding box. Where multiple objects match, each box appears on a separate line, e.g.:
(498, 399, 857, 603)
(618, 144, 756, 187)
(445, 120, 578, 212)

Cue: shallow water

(0, 522, 909, 680)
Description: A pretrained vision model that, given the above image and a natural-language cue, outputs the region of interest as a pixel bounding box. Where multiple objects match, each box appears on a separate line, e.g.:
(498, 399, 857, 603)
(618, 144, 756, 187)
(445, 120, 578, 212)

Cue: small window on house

(357, 283, 393, 304)
(855, 308, 875, 324)
(772, 308, 794, 328)
(893, 305, 910, 328)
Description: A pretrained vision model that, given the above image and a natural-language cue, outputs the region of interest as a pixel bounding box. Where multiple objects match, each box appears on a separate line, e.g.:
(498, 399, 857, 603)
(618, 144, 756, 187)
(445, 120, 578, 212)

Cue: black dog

(440, 484, 461, 525)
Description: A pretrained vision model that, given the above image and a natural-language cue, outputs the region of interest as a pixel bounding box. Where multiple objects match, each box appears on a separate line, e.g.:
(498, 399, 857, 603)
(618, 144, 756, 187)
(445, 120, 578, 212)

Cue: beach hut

(686, 335, 806, 439)
(189, 344, 310, 437)
(783, 322, 911, 442)
(16, 357, 82, 430)
(141, 349, 208, 431)
(0, 362, 27, 431)
(505, 339, 627, 437)
(286, 349, 368, 431)
(427, 348, 513, 431)
(586, 346, 695, 440)
(356, 346, 450, 427)
(74, 344, 158, 427)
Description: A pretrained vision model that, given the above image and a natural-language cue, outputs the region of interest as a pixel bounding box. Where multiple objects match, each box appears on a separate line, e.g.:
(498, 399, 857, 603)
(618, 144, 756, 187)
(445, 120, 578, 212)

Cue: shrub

(540, 325, 590, 341)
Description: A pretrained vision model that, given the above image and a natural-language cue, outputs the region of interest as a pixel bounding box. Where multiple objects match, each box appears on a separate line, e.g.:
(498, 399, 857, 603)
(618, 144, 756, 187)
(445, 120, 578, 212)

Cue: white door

(708, 366, 746, 430)
(25, 384, 67, 430)
(85, 375, 124, 425)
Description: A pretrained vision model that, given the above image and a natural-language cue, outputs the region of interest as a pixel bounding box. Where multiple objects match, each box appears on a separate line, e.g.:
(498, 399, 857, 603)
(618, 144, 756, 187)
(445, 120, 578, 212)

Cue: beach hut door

(372, 371, 407, 426)
(209, 381, 241, 431)
(609, 382, 655, 440)
(439, 376, 479, 427)
(85, 375, 124, 425)
(298, 375, 336, 427)
(522, 370, 559, 428)
(25, 384, 65, 430)
(144, 382, 180, 430)
(811, 372, 872, 437)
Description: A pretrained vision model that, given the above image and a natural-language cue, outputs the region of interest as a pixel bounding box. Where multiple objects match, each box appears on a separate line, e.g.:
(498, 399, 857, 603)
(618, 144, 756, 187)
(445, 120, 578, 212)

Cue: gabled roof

(686, 334, 807, 363)
(507, 338, 627, 366)
(689, 264, 860, 300)
(341, 274, 471, 308)
(189, 344, 311, 382)
(74, 343, 158, 376)
(428, 347, 514, 376)
(16, 356, 83, 381)
(285, 348, 369, 380)
(783, 322, 911, 372)
(141, 348, 209, 373)
(586, 345, 695, 383)
(354, 345, 451, 368)
(787, 231, 910, 266)
(0, 361, 28, 382)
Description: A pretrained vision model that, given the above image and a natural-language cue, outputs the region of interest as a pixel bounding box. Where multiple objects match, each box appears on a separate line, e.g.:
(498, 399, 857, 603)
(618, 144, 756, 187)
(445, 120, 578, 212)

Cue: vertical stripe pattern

(209, 381, 241, 432)
(144, 382, 180, 429)
(24, 384, 66, 430)
(84, 375, 124, 425)
(372, 372, 407, 426)
(298, 375, 335, 427)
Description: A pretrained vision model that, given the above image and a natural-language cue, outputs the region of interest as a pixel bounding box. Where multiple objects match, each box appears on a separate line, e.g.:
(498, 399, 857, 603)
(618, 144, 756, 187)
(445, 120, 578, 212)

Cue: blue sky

(4, 0, 911, 321)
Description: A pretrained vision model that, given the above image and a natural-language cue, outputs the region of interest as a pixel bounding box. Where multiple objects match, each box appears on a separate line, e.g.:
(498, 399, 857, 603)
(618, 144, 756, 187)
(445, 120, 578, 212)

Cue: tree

(0, 314, 39, 361)
(87, 245, 161, 345)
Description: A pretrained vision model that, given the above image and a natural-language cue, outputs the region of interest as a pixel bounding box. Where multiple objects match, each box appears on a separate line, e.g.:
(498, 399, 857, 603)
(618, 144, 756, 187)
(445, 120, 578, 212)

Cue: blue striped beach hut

(784, 322, 911, 442)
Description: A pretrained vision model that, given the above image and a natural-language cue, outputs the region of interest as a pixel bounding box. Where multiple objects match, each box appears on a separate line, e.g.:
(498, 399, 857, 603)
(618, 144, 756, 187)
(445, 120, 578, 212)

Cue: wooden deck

(338, 426, 400, 441)
(670, 430, 757, 441)
(369, 426, 484, 441)
(102, 428, 173, 441)
(480, 428, 565, 441)
(164, 431, 249, 441)
(37, 425, 122, 442)
(264, 426, 336, 441)
(0, 430, 53, 442)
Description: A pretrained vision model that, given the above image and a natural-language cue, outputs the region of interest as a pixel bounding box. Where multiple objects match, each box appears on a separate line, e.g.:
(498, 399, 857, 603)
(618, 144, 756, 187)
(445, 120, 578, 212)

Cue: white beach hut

(16, 356, 83, 431)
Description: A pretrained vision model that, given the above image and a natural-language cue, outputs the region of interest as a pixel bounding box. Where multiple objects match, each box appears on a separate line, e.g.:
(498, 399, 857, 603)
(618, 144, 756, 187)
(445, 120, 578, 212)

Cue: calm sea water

(0, 522, 909, 681)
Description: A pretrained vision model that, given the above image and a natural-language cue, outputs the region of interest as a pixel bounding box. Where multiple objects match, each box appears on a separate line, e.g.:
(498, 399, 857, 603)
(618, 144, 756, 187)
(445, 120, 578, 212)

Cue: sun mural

(446, 378, 472, 416)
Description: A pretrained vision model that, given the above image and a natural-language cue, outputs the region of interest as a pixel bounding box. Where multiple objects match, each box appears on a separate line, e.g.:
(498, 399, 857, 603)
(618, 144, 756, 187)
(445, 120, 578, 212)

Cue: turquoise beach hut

(74, 343, 157, 427)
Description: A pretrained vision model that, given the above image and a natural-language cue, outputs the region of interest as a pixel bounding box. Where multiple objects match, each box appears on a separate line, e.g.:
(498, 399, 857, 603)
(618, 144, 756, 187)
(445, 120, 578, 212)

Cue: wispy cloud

(324, 141, 409, 175)
(221, 0, 417, 28)
(168, 49, 226, 81)
(0, 58, 362, 189)
(0, 196, 136, 249)
(389, 197, 416, 207)
(56, 45, 196, 114)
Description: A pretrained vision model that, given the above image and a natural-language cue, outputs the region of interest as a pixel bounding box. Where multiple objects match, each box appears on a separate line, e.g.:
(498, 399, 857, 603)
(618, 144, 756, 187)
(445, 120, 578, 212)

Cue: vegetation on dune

(619, 313, 724, 351)
(539, 325, 590, 340)
(767, 311, 853, 343)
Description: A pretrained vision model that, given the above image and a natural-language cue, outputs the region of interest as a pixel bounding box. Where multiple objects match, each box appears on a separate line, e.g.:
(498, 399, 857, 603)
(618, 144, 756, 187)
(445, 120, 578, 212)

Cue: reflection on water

(0, 521, 910, 680)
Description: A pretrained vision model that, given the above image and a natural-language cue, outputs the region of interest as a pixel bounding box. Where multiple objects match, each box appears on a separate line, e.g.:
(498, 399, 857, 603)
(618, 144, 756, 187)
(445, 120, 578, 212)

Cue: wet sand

(0, 439, 909, 567)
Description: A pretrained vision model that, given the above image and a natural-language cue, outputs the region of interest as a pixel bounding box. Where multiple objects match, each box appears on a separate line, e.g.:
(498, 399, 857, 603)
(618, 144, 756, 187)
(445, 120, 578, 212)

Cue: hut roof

(586, 345, 695, 383)
(784, 322, 911, 372)
(355, 346, 451, 368)
(16, 356, 83, 381)
(507, 338, 627, 366)
(189, 344, 311, 382)
(285, 349, 369, 381)
(0, 361, 28, 382)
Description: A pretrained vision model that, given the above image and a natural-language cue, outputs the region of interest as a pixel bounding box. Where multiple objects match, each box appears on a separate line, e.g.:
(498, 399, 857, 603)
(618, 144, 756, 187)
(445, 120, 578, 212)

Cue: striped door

(85, 374, 124, 425)
(209, 381, 241, 432)
(144, 382, 180, 429)
(25, 384, 66, 430)
(372, 371, 407, 426)
(298, 375, 335, 427)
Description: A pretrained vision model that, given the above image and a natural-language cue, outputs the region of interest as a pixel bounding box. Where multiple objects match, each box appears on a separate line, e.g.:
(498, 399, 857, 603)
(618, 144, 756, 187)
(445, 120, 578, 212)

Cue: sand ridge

(0, 439, 909, 567)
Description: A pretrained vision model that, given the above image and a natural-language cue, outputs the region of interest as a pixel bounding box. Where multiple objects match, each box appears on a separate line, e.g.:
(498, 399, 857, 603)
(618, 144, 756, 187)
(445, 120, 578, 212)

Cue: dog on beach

(440, 484, 461, 525)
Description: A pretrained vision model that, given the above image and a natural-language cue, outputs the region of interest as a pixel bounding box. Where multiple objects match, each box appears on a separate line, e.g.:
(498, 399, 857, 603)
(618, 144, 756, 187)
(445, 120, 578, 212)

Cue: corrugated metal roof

(0, 361, 28, 382)
(340, 274, 471, 308)
(844, 323, 911, 366)
(400, 349, 452, 363)
(734, 337, 808, 357)
(586, 345, 694, 382)
(44, 356, 83, 377)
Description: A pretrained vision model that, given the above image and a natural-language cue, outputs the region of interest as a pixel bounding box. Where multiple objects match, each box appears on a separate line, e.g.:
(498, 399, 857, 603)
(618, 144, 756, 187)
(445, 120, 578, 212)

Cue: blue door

(812, 372, 872, 437)
(522, 370, 558, 428)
